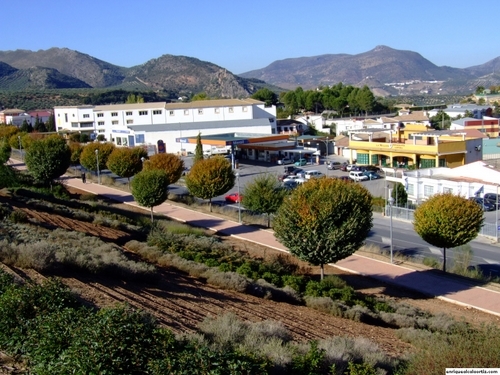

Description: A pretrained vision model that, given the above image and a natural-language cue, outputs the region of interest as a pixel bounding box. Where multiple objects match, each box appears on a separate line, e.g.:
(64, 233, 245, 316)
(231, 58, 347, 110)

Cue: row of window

(64, 107, 249, 120)
(406, 184, 453, 197)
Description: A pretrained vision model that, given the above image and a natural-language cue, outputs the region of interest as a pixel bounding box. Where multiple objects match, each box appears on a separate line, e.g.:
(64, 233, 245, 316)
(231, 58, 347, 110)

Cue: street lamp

(388, 188, 394, 264)
(95, 149, 100, 184)
(17, 136, 22, 161)
(235, 172, 242, 223)
(313, 137, 330, 174)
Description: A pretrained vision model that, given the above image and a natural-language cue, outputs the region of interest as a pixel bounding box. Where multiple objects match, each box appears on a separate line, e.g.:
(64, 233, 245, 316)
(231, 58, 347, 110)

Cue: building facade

(54, 99, 277, 153)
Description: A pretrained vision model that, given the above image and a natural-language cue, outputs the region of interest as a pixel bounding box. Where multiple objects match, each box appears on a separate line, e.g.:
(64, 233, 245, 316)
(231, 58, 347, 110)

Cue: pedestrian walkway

(7, 154, 498, 318)
(58, 173, 500, 318)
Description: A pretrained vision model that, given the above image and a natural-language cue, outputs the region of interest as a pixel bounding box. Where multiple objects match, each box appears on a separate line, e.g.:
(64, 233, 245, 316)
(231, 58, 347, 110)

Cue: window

(111, 112, 118, 117)
(184, 110, 189, 115)
(126, 119, 133, 124)
(135, 134, 145, 144)
(242, 106, 248, 112)
(116, 138, 122, 145)
(139, 111, 148, 116)
(83, 114, 90, 118)
(153, 110, 162, 115)
(169, 110, 175, 116)
(215, 108, 220, 114)
(98, 121, 104, 126)
(112, 120, 118, 125)
(97, 113, 104, 118)
(443, 187, 453, 194)
(98, 129, 105, 133)
(126, 111, 132, 116)
(424, 185, 434, 197)
(407, 184, 414, 195)
(64, 114, 68, 122)
(229, 107, 234, 113)
(198, 109, 203, 115)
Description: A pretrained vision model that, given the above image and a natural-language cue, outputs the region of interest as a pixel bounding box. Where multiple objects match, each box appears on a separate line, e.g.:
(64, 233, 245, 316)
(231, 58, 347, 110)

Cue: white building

(386, 161, 500, 204)
(54, 99, 277, 153)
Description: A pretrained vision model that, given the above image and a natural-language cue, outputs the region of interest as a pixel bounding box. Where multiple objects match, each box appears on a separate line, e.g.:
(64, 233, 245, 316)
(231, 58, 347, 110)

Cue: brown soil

(1, 186, 499, 373)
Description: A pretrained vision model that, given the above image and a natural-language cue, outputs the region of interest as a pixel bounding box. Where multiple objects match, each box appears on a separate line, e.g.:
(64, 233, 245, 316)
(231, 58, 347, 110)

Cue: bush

(9, 209, 28, 223)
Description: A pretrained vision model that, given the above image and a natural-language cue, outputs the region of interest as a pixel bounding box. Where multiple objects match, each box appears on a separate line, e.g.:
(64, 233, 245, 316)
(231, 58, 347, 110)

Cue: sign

(112, 129, 130, 134)
(227, 139, 249, 145)
(176, 138, 189, 143)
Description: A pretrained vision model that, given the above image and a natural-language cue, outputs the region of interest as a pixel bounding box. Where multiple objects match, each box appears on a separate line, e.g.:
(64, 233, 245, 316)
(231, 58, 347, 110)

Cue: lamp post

(388, 188, 394, 264)
(95, 149, 100, 184)
(496, 185, 499, 243)
(18, 136, 22, 161)
(236, 172, 241, 223)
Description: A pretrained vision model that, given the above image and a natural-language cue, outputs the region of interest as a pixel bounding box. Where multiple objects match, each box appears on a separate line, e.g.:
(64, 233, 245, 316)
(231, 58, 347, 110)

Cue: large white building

(54, 99, 277, 153)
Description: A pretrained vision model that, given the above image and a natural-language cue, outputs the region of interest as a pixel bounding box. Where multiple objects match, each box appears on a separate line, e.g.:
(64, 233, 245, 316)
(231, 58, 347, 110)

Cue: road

(134, 155, 500, 274)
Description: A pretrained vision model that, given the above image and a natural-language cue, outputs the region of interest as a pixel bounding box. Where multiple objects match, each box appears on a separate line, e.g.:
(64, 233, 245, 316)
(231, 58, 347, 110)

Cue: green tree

(0, 138, 11, 164)
(131, 169, 169, 222)
(107, 147, 147, 185)
(33, 115, 47, 133)
(79, 142, 116, 173)
(242, 174, 288, 228)
(185, 157, 234, 212)
(475, 86, 485, 95)
(356, 86, 375, 116)
(24, 135, 71, 188)
(194, 132, 204, 164)
(413, 193, 484, 272)
(191, 92, 209, 101)
(273, 178, 373, 279)
(142, 152, 184, 185)
(126, 93, 144, 103)
(391, 182, 408, 207)
(251, 88, 278, 106)
(20, 119, 33, 133)
(45, 113, 56, 132)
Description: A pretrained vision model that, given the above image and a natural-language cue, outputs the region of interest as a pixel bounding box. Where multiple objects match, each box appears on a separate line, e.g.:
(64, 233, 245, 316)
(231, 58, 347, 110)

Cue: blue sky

(4, 0, 499, 74)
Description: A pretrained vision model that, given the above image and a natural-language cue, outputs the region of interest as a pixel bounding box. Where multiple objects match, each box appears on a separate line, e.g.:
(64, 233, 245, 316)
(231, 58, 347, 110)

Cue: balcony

(349, 139, 465, 155)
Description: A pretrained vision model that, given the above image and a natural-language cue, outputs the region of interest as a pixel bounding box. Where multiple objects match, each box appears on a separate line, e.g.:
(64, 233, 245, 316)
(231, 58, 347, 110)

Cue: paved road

(54, 169, 500, 318)
(9, 158, 500, 316)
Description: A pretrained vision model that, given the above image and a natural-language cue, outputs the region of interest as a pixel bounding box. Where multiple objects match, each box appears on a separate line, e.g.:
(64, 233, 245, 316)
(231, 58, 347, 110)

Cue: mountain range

(0, 46, 499, 97)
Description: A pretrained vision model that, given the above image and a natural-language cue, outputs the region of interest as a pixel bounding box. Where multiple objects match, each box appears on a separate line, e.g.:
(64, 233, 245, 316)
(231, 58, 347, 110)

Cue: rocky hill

(239, 45, 500, 96)
(0, 48, 270, 98)
(0, 46, 499, 97)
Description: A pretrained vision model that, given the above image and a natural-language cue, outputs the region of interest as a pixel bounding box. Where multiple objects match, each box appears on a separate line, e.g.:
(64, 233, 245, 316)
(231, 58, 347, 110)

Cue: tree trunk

(150, 207, 154, 223)
(442, 247, 446, 272)
(320, 263, 324, 280)
(209, 199, 212, 212)
(267, 214, 270, 228)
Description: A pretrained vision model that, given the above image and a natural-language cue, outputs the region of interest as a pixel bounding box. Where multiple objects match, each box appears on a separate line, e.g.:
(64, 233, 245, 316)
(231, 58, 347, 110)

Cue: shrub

(9, 209, 28, 223)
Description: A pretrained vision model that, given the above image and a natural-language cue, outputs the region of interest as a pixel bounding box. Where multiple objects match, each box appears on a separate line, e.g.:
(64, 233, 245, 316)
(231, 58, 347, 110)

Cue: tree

(242, 174, 289, 227)
(126, 94, 144, 103)
(142, 152, 184, 186)
(191, 92, 209, 101)
(24, 135, 71, 188)
(391, 182, 408, 207)
(33, 115, 47, 133)
(45, 114, 56, 132)
(131, 169, 169, 222)
(251, 88, 278, 106)
(107, 147, 147, 185)
(20, 120, 33, 133)
(413, 193, 484, 272)
(193, 132, 204, 164)
(273, 178, 373, 279)
(185, 157, 234, 212)
(69, 142, 83, 169)
(79, 142, 116, 173)
(0, 138, 11, 164)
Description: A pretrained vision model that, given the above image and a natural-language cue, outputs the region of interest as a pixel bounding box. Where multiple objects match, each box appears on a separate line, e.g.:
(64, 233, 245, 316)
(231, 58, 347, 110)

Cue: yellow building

(349, 123, 485, 169)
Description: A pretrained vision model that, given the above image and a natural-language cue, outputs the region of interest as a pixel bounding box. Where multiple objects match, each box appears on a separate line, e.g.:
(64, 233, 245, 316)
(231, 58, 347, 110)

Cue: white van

(349, 171, 368, 181)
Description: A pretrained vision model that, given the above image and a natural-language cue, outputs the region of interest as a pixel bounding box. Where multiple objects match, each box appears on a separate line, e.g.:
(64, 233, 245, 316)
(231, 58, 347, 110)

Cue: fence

(384, 205, 498, 240)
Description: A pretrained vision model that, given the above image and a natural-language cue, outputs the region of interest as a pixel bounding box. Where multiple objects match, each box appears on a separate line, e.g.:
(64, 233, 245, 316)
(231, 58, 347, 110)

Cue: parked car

(277, 157, 293, 165)
(282, 180, 299, 190)
(363, 171, 381, 180)
(484, 193, 500, 209)
(349, 171, 368, 181)
(470, 197, 496, 211)
(344, 164, 356, 172)
(294, 158, 307, 166)
(304, 170, 325, 179)
(282, 175, 303, 183)
(327, 161, 343, 170)
(225, 193, 243, 204)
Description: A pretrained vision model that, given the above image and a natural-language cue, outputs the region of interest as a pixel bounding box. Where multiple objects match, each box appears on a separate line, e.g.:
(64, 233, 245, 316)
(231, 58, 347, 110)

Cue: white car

(349, 171, 368, 181)
(304, 170, 325, 179)
(277, 157, 293, 165)
(282, 175, 302, 183)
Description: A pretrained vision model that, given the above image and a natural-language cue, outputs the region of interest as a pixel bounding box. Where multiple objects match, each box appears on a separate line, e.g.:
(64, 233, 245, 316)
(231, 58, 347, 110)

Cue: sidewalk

(59, 174, 500, 317)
